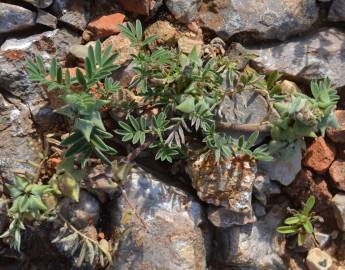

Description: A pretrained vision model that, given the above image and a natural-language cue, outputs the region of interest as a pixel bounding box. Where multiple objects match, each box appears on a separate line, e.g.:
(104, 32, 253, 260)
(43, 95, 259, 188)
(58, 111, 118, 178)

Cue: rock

(20, 0, 54, 8)
(258, 148, 302, 186)
(304, 137, 336, 174)
(214, 205, 286, 269)
(178, 36, 203, 55)
(117, 0, 162, 16)
(207, 207, 256, 227)
(332, 194, 345, 231)
(327, 111, 345, 143)
(36, 9, 58, 29)
(306, 248, 332, 270)
(279, 80, 301, 95)
(328, 0, 345, 22)
(247, 28, 345, 89)
(303, 232, 331, 250)
(166, 0, 201, 23)
(329, 160, 345, 192)
(0, 3, 36, 34)
(52, 0, 91, 31)
(253, 200, 266, 217)
(285, 169, 333, 214)
(60, 190, 100, 229)
(198, 0, 318, 41)
(253, 172, 281, 205)
(143, 20, 178, 50)
(87, 13, 125, 39)
(110, 166, 208, 270)
(102, 33, 139, 65)
(0, 198, 9, 234)
(0, 29, 80, 102)
(67, 42, 95, 66)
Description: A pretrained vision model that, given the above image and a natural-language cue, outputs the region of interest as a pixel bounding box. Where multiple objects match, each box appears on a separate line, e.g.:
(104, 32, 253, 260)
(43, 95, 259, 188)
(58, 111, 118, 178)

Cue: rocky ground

(1, 0, 345, 270)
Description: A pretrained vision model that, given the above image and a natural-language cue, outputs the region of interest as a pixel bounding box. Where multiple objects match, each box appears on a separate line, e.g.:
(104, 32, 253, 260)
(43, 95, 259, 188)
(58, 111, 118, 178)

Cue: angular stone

(327, 110, 345, 143)
(214, 206, 286, 269)
(332, 194, 345, 231)
(329, 160, 345, 192)
(110, 166, 208, 270)
(258, 148, 302, 186)
(247, 28, 345, 89)
(166, 0, 201, 23)
(328, 0, 345, 22)
(198, 0, 318, 41)
(144, 20, 178, 50)
(253, 172, 281, 205)
(36, 9, 57, 29)
(0, 3, 36, 34)
(306, 248, 332, 270)
(102, 33, 139, 65)
(304, 137, 336, 174)
(20, 0, 54, 8)
(87, 13, 125, 39)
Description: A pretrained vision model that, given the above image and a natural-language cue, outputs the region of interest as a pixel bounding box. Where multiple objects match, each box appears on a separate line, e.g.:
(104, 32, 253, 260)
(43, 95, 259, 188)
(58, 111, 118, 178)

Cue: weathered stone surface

(0, 29, 80, 102)
(332, 193, 345, 231)
(111, 166, 208, 270)
(117, 0, 162, 16)
(178, 36, 203, 55)
(306, 248, 332, 270)
(304, 137, 336, 174)
(0, 3, 36, 34)
(327, 110, 345, 143)
(166, 0, 201, 23)
(328, 0, 345, 22)
(52, 0, 91, 31)
(285, 169, 333, 213)
(20, 0, 54, 8)
(207, 206, 256, 227)
(87, 13, 125, 39)
(214, 206, 286, 269)
(144, 20, 178, 50)
(253, 172, 281, 205)
(329, 160, 345, 192)
(198, 0, 318, 41)
(36, 9, 58, 29)
(102, 33, 139, 65)
(247, 28, 345, 89)
(258, 148, 302, 186)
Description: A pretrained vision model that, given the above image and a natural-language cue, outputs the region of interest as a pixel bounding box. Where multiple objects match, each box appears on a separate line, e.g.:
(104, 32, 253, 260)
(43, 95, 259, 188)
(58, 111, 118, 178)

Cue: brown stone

(329, 160, 345, 191)
(144, 20, 177, 50)
(303, 137, 336, 174)
(87, 13, 125, 39)
(327, 110, 345, 143)
(117, 0, 151, 16)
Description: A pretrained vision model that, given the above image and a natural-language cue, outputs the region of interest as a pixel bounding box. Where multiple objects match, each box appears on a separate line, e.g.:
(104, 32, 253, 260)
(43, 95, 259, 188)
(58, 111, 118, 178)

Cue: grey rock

(253, 172, 281, 205)
(258, 148, 302, 186)
(253, 200, 266, 217)
(165, 0, 201, 23)
(60, 191, 100, 229)
(0, 3, 36, 34)
(198, 0, 318, 41)
(332, 193, 345, 231)
(0, 29, 80, 102)
(304, 232, 331, 249)
(208, 207, 256, 227)
(110, 166, 208, 270)
(329, 0, 345, 22)
(52, 0, 91, 31)
(214, 205, 286, 269)
(36, 9, 57, 29)
(20, 0, 54, 8)
(247, 28, 345, 89)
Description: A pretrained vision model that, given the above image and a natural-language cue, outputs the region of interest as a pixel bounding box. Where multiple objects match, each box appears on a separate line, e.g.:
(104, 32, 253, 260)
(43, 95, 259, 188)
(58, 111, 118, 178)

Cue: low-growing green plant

(0, 176, 52, 250)
(277, 196, 323, 246)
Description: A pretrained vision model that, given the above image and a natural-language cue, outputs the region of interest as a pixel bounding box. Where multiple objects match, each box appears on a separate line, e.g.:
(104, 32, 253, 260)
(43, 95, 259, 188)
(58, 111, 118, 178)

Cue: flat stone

(327, 110, 345, 143)
(0, 3, 36, 34)
(332, 193, 345, 231)
(304, 137, 336, 174)
(198, 0, 318, 41)
(87, 13, 125, 39)
(166, 0, 201, 23)
(214, 205, 286, 269)
(110, 166, 208, 270)
(258, 148, 302, 186)
(36, 9, 57, 29)
(306, 248, 332, 270)
(247, 28, 345, 89)
(20, 0, 54, 8)
(328, 0, 345, 22)
(329, 160, 345, 192)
